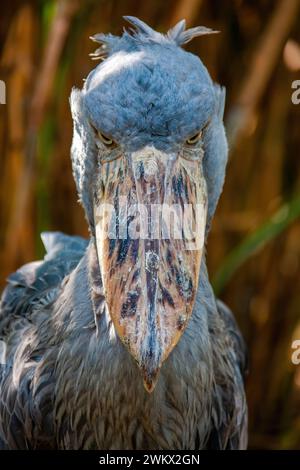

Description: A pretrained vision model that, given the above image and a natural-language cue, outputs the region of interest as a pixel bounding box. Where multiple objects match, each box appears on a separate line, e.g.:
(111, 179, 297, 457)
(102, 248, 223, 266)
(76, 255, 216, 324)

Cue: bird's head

(70, 17, 228, 392)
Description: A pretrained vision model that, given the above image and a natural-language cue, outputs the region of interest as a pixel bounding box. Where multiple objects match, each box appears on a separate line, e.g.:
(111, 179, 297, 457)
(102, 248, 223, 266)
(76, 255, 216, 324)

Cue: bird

(0, 16, 247, 450)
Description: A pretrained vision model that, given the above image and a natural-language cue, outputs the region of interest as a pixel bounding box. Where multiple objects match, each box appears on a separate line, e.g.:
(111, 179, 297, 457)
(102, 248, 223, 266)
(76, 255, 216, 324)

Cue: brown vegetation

(0, 0, 300, 449)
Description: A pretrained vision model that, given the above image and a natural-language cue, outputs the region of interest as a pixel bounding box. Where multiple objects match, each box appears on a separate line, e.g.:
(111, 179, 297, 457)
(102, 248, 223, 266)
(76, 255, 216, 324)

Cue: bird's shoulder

(216, 299, 248, 379)
(0, 232, 88, 328)
(204, 298, 248, 449)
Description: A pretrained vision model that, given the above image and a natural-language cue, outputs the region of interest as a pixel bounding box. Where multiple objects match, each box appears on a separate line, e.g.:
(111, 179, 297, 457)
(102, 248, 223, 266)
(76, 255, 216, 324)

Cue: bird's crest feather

(90, 16, 219, 60)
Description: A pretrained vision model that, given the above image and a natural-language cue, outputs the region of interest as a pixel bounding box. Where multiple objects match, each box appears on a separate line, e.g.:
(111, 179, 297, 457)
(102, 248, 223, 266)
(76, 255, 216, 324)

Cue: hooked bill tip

(142, 366, 160, 393)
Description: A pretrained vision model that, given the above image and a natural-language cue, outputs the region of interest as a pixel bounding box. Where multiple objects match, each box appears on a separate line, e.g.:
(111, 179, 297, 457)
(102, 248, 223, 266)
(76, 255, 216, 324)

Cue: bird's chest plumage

(54, 329, 213, 450)
(56, 374, 211, 450)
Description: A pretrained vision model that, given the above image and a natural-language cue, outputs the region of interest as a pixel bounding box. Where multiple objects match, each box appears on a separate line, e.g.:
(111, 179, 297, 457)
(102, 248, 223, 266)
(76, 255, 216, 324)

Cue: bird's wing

(217, 299, 248, 380)
(0, 232, 88, 326)
(0, 232, 88, 448)
(206, 300, 248, 450)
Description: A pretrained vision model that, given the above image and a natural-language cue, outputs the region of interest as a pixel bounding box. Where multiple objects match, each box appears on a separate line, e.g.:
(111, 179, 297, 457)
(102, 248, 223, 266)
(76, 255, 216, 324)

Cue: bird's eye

(98, 131, 115, 146)
(186, 130, 203, 145)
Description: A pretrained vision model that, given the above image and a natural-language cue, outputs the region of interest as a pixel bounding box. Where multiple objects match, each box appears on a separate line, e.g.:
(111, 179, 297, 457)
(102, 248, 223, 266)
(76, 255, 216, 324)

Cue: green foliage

(212, 194, 300, 295)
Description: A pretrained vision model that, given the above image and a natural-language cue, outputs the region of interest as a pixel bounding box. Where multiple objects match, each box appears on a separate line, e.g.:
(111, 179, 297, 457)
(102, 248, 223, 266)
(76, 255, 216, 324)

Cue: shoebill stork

(0, 17, 247, 449)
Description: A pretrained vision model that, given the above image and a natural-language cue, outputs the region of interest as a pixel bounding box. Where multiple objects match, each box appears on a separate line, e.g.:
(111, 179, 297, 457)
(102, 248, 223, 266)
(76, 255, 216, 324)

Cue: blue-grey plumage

(0, 17, 247, 449)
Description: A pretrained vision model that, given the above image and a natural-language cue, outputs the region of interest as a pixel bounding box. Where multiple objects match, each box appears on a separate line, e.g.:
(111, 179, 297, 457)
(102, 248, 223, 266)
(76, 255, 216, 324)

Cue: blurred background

(0, 0, 300, 449)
